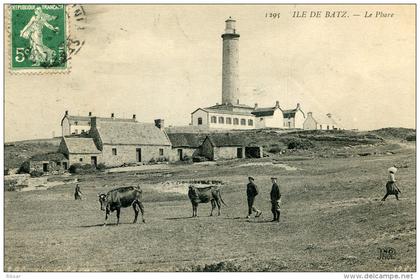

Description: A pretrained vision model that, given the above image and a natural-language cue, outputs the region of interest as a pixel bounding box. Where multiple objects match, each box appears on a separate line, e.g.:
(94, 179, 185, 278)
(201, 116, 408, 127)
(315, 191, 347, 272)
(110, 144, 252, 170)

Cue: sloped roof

(64, 137, 101, 154)
(62, 115, 137, 126)
(30, 152, 67, 162)
(283, 109, 298, 118)
(252, 107, 277, 117)
(95, 121, 171, 146)
(167, 133, 206, 148)
(312, 114, 338, 126)
(205, 134, 246, 147)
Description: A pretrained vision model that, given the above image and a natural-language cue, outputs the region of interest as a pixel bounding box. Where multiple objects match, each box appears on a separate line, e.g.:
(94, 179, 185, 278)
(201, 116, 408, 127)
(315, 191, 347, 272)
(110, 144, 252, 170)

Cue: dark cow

(188, 185, 227, 217)
(98, 186, 145, 225)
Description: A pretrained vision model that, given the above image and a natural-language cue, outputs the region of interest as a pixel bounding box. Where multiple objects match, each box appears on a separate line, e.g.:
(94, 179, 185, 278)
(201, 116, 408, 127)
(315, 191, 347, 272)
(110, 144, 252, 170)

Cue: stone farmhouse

(166, 133, 206, 161)
(59, 116, 171, 167)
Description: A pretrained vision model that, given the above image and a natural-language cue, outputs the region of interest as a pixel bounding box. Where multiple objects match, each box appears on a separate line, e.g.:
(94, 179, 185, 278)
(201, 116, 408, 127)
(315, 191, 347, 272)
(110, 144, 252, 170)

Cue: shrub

(193, 156, 208, 162)
(30, 170, 44, 177)
(97, 163, 107, 171)
(18, 161, 30, 174)
(149, 157, 156, 164)
(182, 155, 192, 162)
(69, 163, 95, 174)
(157, 156, 168, 162)
(287, 138, 314, 150)
(69, 163, 82, 173)
(268, 145, 282, 153)
(406, 134, 416, 141)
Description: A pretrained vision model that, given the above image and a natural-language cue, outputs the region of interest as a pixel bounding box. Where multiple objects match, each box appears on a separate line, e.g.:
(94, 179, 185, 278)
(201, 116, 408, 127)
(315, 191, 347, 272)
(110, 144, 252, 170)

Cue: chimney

(88, 112, 92, 116)
(65, 110, 68, 116)
(307, 112, 312, 117)
(236, 99, 240, 105)
(132, 114, 136, 121)
(327, 113, 332, 118)
(296, 103, 300, 109)
(275, 101, 280, 108)
(111, 113, 115, 119)
(154, 119, 164, 130)
(254, 103, 258, 109)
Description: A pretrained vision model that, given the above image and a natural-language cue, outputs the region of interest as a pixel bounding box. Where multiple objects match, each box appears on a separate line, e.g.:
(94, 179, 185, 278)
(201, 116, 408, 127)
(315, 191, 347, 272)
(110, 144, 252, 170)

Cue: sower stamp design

(10, 4, 67, 71)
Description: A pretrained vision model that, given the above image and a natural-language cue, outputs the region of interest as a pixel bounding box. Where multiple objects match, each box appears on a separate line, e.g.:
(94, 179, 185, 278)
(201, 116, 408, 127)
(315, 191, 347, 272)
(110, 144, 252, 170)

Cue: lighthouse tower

(221, 17, 240, 105)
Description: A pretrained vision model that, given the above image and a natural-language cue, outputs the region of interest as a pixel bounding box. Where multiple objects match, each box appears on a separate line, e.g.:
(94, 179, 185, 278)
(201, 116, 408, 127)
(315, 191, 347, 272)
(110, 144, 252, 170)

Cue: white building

(191, 103, 255, 130)
(303, 112, 342, 130)
(282, 103, 306, 129)
(252, 101, 284, 129)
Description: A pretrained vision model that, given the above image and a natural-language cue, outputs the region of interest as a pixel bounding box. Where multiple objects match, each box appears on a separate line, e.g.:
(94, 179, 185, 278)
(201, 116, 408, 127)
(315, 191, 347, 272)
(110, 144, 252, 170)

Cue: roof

(311, 114, 338, 126)
(30, 152, 67, 162)
(95, 121, 171, 146)
(205, 134, 247, 147)
(61, 115, 137, 126)
(63, 137, 101, 154)
(167, 133, 207, 148)
(252, 107, 277, 117)
(283, 109, 298, 118)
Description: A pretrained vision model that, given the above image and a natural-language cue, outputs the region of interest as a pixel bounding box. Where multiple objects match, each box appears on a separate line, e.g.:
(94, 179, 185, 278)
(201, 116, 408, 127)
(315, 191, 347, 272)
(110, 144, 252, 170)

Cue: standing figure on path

(74, 184, 83, 200)
(381, 166, 401, 201)
(246, 177, 262, 218)
(270, 177, 281, 222)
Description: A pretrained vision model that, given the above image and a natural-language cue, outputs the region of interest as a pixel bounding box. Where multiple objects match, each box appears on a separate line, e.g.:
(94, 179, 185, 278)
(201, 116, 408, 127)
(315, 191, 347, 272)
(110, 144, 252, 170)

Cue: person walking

(381, 166, 401, 201)
(246, 177, 262, 218)
(74, 184, 83, 200)
(270, 177, 281, 222)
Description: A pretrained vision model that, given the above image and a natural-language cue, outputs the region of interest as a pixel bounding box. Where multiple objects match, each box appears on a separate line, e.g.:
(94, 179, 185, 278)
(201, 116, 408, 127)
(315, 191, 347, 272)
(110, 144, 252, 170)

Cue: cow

(98, 186, 145, 226)
(188, 185, 227, 217)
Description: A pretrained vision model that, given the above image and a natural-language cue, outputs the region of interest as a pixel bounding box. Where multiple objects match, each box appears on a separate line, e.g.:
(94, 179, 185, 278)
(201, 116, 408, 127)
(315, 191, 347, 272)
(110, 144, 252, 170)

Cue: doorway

(136, 148, 142, 162)
(91, 156, 97, 167)
(237, 148, 243, 158)
(42, 163, 49, 172)
(177, 149, 183, 161)
(245, 147, 262, 158)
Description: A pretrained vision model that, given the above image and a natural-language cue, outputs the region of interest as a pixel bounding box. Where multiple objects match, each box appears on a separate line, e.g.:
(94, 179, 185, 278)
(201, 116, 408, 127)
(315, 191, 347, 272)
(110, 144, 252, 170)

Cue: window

(327, 125, 330, 130)
(211, 116, 217, 123)
(75, 129, 78, 134)
(75, 121, 78, 125)
(112, 148, 117, 156)
(159, 148, 164, 156)
(218, 116, 224, 124)
(248, 119, 253, 126)
(233, 118, 239, 125)
(260, 118, 264, 121)
(81, 129, 85, 133)
(240, 119, 246, 126)
(197, 117, 203, 125)
(226, 117, 232, 124)
(79, 158, 83, 162)
(320, 125, 323, 130)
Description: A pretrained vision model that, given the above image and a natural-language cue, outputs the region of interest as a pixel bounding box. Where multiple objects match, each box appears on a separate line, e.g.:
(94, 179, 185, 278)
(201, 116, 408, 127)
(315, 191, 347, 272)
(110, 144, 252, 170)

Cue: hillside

(4, 138, 61, 170)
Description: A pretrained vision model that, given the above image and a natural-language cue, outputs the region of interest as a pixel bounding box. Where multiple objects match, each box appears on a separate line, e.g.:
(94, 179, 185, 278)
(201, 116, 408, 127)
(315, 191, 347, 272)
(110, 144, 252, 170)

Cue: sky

(5, 4, 415, 142)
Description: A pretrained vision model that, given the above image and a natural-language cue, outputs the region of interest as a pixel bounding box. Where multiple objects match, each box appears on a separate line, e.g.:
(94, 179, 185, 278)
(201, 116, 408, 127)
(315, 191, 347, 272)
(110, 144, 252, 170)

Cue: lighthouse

(221, 17, 240, 105)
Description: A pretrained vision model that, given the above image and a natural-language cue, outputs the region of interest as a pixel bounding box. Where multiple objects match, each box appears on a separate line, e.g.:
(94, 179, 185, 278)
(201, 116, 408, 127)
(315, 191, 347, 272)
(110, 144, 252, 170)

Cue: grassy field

(4, 140, 416, 272)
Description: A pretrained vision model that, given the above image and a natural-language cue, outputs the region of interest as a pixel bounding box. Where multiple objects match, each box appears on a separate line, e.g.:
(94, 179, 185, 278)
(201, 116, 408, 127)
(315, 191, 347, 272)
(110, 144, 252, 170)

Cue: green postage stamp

(9, 4, 67, 72)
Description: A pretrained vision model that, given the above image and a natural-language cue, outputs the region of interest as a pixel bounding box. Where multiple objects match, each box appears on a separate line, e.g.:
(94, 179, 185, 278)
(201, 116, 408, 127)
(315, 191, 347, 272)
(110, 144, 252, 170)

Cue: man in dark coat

(270, 177, 281, 222)
(246, 177, 262, 218)
(74, 184, 83, 200)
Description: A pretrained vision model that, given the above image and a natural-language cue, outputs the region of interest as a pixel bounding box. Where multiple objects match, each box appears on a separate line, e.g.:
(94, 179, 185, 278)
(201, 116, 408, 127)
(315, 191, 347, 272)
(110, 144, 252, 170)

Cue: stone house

(59, 137, 102, 167)
(167, 133, 206, 161)
(89, 118, 172, 167)
(25, 152, 69, 173)
(303, 112, 342, 130)
(201, 134, 262, 161)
